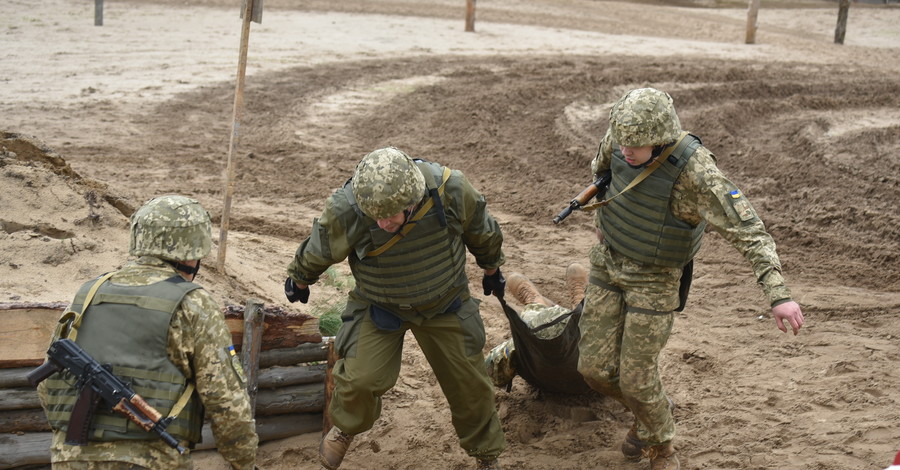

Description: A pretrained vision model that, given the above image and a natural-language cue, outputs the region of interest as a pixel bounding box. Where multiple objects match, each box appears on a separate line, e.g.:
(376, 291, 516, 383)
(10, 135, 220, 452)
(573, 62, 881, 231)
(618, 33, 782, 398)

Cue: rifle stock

(552, 170, 612, 224)
(28, 338, 187, 454)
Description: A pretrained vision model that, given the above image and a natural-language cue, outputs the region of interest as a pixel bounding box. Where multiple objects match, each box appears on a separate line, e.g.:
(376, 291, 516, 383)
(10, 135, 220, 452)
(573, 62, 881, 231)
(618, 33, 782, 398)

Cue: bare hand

(772, 300, 804, 335)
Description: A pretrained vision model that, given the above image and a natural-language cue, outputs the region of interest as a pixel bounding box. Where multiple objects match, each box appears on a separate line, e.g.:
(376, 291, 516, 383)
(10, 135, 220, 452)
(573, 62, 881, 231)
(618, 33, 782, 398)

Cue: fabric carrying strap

(366, 166, 452, 257)
(582, 131, 690, 212)
(498, 299, 595, 395)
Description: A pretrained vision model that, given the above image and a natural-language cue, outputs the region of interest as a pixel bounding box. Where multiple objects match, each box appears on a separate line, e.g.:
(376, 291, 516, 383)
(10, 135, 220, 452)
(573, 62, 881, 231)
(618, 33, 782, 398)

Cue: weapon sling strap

(582, 131, 690, 212)
(61, 271, 196, 421)
(366, 166, 453, 257)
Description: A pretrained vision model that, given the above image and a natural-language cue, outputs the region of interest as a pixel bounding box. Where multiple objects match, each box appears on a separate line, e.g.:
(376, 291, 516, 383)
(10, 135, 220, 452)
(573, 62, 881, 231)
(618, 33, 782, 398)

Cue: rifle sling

(582, 131, 689, 212)
(67, 271, 116, 342)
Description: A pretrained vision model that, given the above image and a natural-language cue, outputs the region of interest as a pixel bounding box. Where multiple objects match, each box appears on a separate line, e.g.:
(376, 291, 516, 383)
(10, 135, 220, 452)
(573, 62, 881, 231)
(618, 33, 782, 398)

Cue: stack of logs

(0, 300, 332, 470)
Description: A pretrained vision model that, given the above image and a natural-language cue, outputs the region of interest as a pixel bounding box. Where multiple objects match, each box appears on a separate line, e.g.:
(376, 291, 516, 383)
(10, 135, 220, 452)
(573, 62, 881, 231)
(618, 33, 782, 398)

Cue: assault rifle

(552, 170, 612, 225)
(27, 338, 186, 454)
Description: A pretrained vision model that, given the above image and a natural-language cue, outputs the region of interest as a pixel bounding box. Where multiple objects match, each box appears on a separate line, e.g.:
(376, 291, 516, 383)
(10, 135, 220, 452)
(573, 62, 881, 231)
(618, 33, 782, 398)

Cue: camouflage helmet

(351, 147, 426, 220)
(609, 87, 681, 147)
(129, 195, 212, 261)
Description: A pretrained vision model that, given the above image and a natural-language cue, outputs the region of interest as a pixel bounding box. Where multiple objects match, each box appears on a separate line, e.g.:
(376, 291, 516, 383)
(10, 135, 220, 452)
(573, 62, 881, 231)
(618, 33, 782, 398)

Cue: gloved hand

(284, 277, 310, 304)
(482, 269, 506, 300)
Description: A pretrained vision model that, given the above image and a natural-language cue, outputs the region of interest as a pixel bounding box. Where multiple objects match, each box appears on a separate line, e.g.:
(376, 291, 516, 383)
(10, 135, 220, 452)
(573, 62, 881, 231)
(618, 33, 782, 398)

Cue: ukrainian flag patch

(228, 345, 236, 356)
(730, 190, 741, 199)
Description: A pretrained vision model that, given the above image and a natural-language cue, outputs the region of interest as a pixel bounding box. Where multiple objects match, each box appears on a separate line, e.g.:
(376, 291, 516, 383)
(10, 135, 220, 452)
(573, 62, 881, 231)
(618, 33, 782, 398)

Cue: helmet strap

(168, 260, 201, 281)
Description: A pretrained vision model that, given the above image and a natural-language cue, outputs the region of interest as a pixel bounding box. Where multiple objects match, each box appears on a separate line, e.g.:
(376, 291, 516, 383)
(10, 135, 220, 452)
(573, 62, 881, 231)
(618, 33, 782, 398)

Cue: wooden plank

(255, 383, 324, 416)
(224, 304, 321, 351)
(258, 342, 328, 368)
(0, 368, 32, 388)
(0, 432, 50, 469)
(257, 363, 326, 389)
(0, 305, 65, 368)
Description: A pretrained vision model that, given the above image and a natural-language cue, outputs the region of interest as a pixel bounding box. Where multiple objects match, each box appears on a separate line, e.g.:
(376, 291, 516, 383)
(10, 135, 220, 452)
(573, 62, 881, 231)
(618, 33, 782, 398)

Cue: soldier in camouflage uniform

(284, 147, 507, 470)
(580, 88, 805, 470)
(37, 195, 258, 470)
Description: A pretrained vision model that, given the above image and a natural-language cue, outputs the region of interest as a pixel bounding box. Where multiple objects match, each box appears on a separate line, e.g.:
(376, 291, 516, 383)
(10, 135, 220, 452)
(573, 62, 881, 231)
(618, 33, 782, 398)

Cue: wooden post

(322, 337, 336, 434)
(745, 0, 760, 44)
(94, 0, 103, 26)
(217, 0, 258, 274)
(834, 0, 850, 45)
(465, 0, 476, 32)
(241, 298, 266, 415)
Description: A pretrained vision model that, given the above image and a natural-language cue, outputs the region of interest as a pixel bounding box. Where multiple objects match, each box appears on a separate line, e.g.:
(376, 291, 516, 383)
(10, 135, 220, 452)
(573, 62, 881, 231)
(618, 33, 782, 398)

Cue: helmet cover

(609, 87, 682, 147)
(351, 147, 426, 220)
(129, 195, 212, 261)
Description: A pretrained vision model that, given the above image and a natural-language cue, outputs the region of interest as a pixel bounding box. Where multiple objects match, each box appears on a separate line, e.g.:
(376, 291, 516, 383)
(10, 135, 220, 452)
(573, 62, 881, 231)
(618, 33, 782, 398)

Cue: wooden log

(258, 342, 328, 368)
(0, 432, 49, 469)
(0, 302, 322, 368)
(196, 412, 322, 450)
(257, 363, 326, 389)
(224, 304, 321, 351)
(0, 388, 41, 412)
(255, 383, 324, 416)
(465, 0, 476, 32)
(0, 409, 49, 433)
(0, 413, 324, 469)
(240, 299, 265, 415)
(0, 368, 32, 388)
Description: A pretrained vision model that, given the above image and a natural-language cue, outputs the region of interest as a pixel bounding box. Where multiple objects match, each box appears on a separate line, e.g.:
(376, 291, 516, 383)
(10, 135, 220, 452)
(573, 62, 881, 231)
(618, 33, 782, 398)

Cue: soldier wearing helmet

(38, 195, 258, 469)
(285, 147, 507, 470)
(577, 88, 805, 470)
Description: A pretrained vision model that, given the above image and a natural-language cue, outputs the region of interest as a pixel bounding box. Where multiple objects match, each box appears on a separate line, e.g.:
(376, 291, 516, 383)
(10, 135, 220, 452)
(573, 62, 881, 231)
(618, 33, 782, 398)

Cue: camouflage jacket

(287, 163, 505, 286)
(38, 257, 258, 469)
(591, 129, 792, 306)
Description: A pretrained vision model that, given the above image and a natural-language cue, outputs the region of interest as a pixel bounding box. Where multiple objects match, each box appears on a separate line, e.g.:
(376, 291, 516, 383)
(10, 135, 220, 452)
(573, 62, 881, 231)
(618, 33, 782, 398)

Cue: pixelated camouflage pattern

(609, 87, 681, 147)
(577, 243, 678, 445)
(591, 130, 792, 305)
(129, 195, 212, 261)
(484, 304, 572, 387)
(40, 258, 258, 469)
(351, 147, 426, 219)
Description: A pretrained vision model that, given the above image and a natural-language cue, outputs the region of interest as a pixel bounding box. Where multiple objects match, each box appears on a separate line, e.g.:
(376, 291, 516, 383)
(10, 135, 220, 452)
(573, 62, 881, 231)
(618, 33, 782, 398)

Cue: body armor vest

(44, 275, 204, 443)
(345, 161, 467, 316)
(601, 134, 706, 268)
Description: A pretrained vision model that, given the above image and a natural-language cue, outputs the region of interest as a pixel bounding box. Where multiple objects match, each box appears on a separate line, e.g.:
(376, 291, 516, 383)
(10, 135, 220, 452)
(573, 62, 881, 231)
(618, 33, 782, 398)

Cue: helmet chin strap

(167, 260, 201, 281)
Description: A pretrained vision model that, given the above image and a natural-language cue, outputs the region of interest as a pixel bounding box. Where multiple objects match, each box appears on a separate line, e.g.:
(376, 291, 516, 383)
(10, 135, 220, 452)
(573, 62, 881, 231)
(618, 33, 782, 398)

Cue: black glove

(482, 269, 506, 300)
(284, 277, 310, 304)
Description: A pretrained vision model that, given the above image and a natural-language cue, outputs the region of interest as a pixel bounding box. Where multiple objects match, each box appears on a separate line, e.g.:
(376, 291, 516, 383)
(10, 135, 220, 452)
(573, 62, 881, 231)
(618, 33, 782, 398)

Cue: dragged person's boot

(506, 272, 553, 307)
(475, 457, 502, 470)
(644, 441, 679, 470)
(319, 426, 354, 469)
(564, 262, 588, 307)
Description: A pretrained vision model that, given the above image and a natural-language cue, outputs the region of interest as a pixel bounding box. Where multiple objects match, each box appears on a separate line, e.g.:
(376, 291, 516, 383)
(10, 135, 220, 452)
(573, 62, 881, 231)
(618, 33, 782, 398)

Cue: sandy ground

(2, 0, 899, 469)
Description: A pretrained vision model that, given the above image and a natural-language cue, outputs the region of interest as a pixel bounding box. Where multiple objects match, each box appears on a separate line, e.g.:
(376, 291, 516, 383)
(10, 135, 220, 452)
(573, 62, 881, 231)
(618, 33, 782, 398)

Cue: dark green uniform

(579, 129, 794, 446)
(287, 160, 506, 460)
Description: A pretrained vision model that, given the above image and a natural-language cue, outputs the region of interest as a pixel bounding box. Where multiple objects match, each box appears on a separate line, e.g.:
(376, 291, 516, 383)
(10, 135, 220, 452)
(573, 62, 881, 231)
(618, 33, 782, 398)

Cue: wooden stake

(217, 0, 256, 274)
(241, 298, 266, 415)
(94, 0, 103, 26)
(465, 0, 476, 32)
(745, 0, 761, 44)
(834, 0, 850, 45)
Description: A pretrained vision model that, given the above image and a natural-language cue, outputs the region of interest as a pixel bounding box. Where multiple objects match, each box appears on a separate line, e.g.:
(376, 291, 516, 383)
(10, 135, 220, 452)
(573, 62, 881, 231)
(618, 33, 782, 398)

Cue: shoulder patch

(729, 190, 755, 221)
(226, 345, 248, 386)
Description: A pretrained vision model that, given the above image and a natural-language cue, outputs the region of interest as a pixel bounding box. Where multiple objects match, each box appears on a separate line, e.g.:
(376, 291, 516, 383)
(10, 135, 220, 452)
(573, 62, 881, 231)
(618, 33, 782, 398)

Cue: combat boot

(644, 442, 679, 470)
(564, 262, 588, 307)
(506, 272, 553, 307)
(621, 398, 676, 460)
(319, 426, 354, 470)
(475, 458, 502, 470)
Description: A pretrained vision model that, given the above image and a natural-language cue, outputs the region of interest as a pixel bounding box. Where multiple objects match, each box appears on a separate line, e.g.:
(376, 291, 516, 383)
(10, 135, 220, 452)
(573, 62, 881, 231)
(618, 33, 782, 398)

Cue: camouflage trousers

(578, 242, 681, 445)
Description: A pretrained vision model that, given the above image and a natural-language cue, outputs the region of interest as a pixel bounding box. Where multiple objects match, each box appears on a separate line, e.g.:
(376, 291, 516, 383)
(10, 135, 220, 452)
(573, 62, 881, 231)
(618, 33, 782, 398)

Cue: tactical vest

(344, 160, 468, 316)
(43, 275, 204, 443)
(600, 134, 706, 268)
